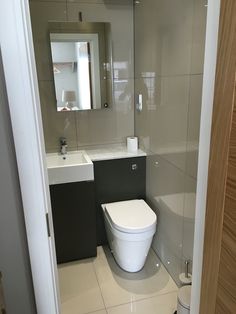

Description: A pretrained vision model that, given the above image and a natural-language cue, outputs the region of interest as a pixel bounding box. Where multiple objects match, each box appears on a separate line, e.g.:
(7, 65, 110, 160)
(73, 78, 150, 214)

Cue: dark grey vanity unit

(50, 181, 96, 264)
(49, 155, 146, 264)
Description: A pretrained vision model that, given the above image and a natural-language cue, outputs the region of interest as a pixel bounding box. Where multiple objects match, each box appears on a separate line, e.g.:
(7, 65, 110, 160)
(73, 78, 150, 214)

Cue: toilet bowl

(102, 199, 157, 272)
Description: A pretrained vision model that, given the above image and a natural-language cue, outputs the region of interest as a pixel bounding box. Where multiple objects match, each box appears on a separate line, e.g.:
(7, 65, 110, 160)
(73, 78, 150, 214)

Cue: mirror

(49, 22, 112, 111)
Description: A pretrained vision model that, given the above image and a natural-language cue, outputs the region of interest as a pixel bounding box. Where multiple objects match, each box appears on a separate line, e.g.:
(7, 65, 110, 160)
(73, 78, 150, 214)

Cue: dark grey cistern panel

(94, 157, 146, 245)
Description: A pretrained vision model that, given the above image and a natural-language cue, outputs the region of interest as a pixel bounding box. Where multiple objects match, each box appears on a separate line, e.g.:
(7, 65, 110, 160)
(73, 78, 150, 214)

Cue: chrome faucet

(60, 137, 67, 156)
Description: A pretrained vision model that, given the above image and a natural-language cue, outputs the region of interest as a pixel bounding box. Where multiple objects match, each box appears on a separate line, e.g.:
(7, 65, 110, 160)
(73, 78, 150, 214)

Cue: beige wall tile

(182, 176, 197, 263)
(150, 105, 188, 172)
(187, 76, 203, 143)
(135, 75, 189, 171)
(146, 154, 187, 284)
(67, 1, 134, 79)
(75, 79, 134, 147)
(67, 0, 132, 4)
(30, 0, 65, 2)
(135, 0, 195, 77)
(160, 0, 194, 76)
(30, 2, 67, 81)
(30, 0, 134, 151)
(39, 81, 78, 152)
(134, 0, 162, 79)
(190, 0, 207, 74)
(186, 74, 203, 178)
(135, 77, 161, 151)
(135, 0, 162, 78)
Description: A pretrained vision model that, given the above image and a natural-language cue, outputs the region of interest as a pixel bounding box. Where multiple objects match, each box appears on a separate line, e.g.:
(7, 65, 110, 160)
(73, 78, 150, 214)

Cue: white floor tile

(93, 246, 178, 308)
(58, 259, 105, 314)
(107, 292, 177, 314)
(89, 311, 107, 314)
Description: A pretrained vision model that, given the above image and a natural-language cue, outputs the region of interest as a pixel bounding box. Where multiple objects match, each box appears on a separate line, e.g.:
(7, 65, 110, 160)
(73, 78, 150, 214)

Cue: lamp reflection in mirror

(62, 90, 76, 111)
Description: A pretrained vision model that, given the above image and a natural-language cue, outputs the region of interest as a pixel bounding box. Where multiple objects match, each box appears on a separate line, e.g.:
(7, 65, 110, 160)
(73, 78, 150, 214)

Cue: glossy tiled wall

(134, 0, 207, 284)
(29, 0, 134, 152)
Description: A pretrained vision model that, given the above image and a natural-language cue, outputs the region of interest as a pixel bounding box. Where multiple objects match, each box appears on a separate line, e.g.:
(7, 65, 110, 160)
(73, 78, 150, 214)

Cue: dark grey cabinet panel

(50, 181, 96, 264)
(94, 157, 146, 245)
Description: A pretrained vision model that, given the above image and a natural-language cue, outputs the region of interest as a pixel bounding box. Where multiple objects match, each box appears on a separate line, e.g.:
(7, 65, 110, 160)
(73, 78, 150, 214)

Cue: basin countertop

(47, 150, 92, 168)
(46, 145, 146, 185)
(85, 144, 146, 161)
(46, 150, 94, 185)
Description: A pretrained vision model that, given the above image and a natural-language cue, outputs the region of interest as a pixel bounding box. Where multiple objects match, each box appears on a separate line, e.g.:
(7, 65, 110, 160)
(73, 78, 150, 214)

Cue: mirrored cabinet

(49, 22, 113, 111)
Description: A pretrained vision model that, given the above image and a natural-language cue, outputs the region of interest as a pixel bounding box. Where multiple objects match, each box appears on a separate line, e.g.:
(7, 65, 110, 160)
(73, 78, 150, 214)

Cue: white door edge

(191, 1, 221, 313)
(0, 0, 60, 313)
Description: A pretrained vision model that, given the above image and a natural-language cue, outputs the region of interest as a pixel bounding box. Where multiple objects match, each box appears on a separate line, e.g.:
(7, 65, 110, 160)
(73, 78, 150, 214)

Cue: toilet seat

(103, 199, 156, 234)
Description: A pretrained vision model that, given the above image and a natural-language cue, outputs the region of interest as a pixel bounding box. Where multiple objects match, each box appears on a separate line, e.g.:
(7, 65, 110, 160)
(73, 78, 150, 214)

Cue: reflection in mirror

(49, 22, 112, 111)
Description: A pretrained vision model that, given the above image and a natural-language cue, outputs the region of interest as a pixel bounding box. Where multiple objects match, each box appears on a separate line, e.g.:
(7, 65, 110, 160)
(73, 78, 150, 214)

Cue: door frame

(0, 0, 221, 313)
(200, 0, 236, 312)
(0, 0, 60, 313)
(190, 1, 221, 313)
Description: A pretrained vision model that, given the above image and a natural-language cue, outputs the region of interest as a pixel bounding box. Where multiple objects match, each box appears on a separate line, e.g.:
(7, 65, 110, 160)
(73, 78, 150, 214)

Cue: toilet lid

(178, 286, 191, 309)
(104, 199, 157, 233)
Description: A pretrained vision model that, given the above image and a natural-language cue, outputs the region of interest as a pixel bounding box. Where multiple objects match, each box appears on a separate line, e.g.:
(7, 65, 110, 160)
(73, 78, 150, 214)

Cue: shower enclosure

(134, 0, 207, 285)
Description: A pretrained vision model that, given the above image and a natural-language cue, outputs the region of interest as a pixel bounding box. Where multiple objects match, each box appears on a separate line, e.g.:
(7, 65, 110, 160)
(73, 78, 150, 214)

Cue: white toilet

(102, 199, 157, 272)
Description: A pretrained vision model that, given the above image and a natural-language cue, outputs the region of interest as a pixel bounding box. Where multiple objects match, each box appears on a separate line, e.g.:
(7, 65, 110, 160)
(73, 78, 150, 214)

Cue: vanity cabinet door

(50, 181, 96, 264)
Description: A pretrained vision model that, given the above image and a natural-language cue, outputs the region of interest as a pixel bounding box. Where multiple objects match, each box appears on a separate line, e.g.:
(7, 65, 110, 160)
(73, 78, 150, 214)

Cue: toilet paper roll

(127, 137, 138, 153)
(179, 273, 192, 285)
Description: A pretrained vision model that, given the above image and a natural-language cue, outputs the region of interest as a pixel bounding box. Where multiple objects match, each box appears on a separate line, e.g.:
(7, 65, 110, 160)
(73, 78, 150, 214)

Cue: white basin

(46, 150, 94, 185)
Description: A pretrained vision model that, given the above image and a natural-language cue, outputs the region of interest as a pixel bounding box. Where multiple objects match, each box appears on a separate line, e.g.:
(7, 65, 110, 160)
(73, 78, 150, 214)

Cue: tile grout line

(92, 247, 178, 311)
(84, 309, 108, 314)
(105, 290, 178, 311)
(91, 250, 108, 313)
(104, 289, 179, 311)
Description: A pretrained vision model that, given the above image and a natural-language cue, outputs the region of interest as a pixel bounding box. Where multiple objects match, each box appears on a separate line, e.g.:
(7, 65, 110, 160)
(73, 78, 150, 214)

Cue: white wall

(0, 51, 36, 314)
